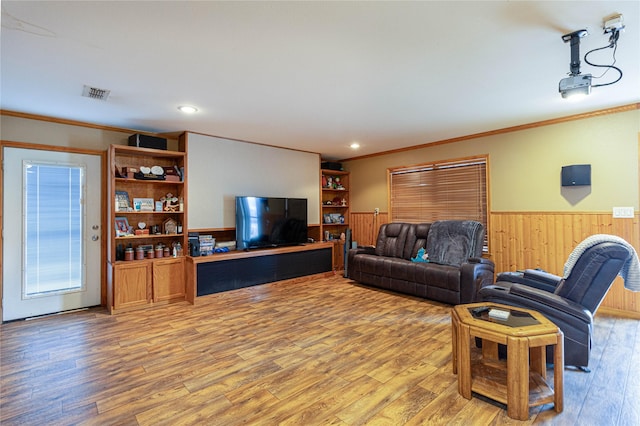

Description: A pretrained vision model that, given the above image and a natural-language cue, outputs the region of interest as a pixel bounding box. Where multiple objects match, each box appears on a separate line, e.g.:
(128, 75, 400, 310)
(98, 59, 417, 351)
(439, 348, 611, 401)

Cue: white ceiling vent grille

(82, 85, 110, 101)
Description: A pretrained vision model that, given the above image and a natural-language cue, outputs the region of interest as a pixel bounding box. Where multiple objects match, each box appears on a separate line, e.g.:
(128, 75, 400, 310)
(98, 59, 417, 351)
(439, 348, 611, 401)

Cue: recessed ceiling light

(178, 105, 198, 113)
(350, 142, 360, 149)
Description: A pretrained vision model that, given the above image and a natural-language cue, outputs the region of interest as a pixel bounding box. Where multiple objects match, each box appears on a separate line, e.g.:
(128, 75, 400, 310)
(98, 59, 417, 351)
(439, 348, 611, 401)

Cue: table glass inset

(467, 306, 541, 328)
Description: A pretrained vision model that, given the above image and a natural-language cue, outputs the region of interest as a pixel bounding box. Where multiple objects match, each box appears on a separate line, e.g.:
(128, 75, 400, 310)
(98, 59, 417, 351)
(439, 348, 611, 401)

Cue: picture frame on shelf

(115, 190, 131, 212)
(330, 213, 342, 223)
(133, 197, 155, 212)
(115, 217, 131, 237)
(163, 218, 178, 234)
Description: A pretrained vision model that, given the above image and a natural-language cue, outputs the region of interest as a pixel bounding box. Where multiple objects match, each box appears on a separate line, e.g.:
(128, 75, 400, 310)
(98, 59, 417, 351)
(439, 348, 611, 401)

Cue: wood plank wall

(349, 211, 640, 315)
(350, 212, 389, 246)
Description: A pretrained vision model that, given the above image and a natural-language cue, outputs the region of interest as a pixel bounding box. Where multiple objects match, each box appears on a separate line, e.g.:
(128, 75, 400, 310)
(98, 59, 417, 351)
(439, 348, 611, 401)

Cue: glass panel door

(2, 147, 102, 321)
(24, 162, 85, 297)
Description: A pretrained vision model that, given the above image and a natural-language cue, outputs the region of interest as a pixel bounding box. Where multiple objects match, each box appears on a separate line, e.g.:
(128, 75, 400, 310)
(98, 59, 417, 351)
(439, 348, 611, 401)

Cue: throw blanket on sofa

(563, 234, 640, 291)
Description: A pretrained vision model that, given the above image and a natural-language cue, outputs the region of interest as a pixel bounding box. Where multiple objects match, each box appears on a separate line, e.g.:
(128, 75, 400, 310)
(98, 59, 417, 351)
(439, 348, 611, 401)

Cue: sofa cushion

(354, 254, 385, 276)
(426, 220, 484, 266)
(405, 223, 431, 260)
(415, 263, 461, 291)
(374, 223, 412, 258)
(387, 258, 416, 282)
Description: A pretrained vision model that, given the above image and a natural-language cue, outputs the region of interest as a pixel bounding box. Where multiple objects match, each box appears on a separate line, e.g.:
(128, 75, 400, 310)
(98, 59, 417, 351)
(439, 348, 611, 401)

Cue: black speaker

(321, 161, 343, 171)
(562, 164, 591, 186)
(343, 228, 352, 277)
(188, 232, 200, 257)
(128, 133, 167, 150)
(116, 244, 124, 261)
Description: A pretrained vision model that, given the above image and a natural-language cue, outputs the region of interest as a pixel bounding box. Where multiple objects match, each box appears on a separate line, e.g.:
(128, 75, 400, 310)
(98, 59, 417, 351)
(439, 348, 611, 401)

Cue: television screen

(236, 197, 308, 250)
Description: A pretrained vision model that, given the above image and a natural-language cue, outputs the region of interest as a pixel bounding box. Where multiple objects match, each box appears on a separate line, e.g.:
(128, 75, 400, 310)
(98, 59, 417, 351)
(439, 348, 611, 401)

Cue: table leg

(554, 330, 564, 413)
(507, 336, 530, 421)
(451, 311, 459, 374)
(457, 324, 472, 399)
(530, 346, 546, 379)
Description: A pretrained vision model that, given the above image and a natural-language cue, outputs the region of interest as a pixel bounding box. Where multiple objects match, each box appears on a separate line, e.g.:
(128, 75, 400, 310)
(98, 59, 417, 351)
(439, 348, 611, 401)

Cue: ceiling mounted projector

(559, 30, 591, 99)
(559, 74, 592, 99)
(558, 14, 624, 99)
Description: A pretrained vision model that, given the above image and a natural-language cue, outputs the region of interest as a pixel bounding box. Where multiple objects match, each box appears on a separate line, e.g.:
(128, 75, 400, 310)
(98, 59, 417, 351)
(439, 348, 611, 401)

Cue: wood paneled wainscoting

(490, 212, 640, 316)
(349, 211, 640, 316)
(350, 212, 389, 246)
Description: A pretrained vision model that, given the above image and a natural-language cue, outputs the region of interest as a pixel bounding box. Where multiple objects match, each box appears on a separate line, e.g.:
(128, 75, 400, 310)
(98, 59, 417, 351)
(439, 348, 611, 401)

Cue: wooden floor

(1, 275, 639, 425)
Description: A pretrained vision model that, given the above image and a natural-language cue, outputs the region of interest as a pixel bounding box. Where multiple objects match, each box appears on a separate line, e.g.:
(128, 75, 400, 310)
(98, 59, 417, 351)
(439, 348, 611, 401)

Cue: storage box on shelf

(321, 169, 350, 270)
(107, 143, 188, 313)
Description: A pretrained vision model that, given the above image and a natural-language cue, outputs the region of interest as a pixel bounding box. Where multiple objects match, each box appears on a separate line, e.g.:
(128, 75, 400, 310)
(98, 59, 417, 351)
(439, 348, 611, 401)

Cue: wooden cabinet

(153, 257, 185, 302)
(107, 142, 188, 313)
(110, 257, 185, 311)
(112, 261, 152, 310)
(321, 169, 350, 270)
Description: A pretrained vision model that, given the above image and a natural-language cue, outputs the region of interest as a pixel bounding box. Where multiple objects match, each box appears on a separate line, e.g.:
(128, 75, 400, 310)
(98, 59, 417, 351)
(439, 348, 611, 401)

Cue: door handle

(92, 235, 99, 241)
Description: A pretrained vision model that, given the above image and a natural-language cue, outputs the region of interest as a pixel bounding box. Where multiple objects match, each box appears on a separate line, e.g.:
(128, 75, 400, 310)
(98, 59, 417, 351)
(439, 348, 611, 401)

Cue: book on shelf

(115, 191, 130, 212)
(133, 197, 155, 212)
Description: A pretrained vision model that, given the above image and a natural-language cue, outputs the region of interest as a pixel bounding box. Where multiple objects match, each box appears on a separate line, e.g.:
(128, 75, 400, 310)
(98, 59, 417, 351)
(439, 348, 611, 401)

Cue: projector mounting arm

(562, 29, 588, 75)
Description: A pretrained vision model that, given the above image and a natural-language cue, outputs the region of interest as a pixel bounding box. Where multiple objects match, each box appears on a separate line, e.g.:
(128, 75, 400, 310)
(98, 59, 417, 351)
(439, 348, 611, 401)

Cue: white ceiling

(1, 1, 638, 160)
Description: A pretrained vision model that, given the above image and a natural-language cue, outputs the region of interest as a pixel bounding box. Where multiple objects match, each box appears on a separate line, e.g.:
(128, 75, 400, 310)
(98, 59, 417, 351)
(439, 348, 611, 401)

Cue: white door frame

(1, 142, 106, 321)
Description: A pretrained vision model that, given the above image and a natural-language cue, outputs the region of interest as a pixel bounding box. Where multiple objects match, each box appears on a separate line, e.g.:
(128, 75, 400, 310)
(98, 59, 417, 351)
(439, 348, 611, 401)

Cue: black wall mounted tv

(235, 196, 308, 250)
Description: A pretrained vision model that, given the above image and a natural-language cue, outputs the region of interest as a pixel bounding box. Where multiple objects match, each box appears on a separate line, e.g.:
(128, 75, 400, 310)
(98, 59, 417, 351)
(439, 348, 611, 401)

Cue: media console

(185, 242, 334, 302)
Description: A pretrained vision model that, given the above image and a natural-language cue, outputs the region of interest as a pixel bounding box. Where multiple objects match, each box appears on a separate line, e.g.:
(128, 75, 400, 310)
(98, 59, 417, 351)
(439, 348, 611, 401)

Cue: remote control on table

(488, 308, 510, 320)
(471, 306, 490, 317)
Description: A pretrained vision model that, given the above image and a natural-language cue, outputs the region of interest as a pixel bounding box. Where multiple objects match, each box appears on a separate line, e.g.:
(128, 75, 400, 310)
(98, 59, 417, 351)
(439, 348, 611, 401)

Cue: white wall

(187, 133, 320, 229)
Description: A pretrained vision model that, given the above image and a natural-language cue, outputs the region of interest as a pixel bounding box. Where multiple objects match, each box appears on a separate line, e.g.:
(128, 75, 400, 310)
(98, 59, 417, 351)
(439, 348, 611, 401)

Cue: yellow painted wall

(345, 108, 639, 214)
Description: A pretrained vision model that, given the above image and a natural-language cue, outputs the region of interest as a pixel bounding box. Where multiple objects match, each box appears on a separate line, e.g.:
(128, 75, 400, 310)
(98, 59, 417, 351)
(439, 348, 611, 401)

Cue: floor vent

(82, 85, 110, 101)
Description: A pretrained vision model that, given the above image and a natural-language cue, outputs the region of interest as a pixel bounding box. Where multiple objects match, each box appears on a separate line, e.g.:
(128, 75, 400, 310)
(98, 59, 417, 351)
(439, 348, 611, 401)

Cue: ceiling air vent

(82, 85, 110, 101)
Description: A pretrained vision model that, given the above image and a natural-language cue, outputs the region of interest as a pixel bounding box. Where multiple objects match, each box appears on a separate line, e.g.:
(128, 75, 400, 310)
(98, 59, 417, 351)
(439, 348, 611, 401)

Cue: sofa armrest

(523, 269, 562, 292)
(468, 257, 493, 265)
(350, 245, 376, 255)
(480, 283, 592, 323)
(460, 258, 495, 303)
(496, 269, 562, 293)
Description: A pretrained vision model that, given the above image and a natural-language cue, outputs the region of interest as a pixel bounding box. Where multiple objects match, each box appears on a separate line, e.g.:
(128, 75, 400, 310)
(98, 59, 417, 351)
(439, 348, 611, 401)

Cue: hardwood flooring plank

(239, 374, 353, 425)
(94, 385, 191, 425)
(446, 396, 502, 425)
(366, 352, 420, 384)
(274, 374, 383, 425)
(336, 360, 438, 425)
(212, 388, 283, 425)
(404, 381, 472, 425)
(134, 389, 233, 426)
(181, 354, 256, 393)
(362, 385, 439, 425)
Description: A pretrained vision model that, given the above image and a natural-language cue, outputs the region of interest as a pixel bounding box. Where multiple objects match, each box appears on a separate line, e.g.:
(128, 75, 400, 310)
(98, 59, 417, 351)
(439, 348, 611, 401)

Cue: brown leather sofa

(347, 221, 494, 305)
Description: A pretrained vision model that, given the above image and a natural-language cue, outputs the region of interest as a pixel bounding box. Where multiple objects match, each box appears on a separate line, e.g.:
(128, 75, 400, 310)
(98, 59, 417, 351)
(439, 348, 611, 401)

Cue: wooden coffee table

(451, 302, 563, 420)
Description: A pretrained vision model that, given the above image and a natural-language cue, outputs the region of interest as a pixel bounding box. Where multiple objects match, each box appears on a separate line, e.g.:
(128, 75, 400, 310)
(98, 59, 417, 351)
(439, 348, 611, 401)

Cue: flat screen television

(235, 196, 308, 250)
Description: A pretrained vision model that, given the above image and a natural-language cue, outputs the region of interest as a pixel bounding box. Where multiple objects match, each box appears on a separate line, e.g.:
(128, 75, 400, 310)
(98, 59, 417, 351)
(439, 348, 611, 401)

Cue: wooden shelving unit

(321, 169, 350, 270)
(107, 143, 188, 313)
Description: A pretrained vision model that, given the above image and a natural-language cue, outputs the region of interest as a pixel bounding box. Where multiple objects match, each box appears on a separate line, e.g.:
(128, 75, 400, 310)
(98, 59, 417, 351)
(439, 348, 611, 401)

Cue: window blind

(389, 156, 488, 249)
